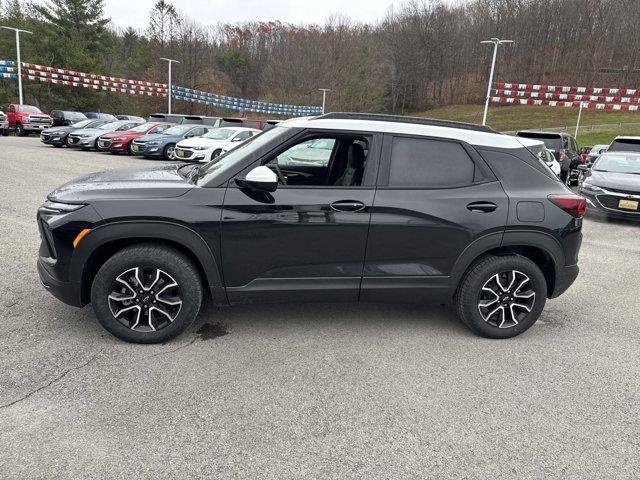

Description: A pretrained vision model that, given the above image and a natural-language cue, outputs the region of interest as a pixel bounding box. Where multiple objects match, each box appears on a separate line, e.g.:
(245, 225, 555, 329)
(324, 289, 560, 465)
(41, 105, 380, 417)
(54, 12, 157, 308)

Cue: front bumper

(581, 187, 640, 219)
(142, 145, 165, 158)
(175, 146, 207, 162)
(24, 123, 52, 132)
(37, 258, 83, 307)
(41, 133, 67, 146)
(67, 136, 97, 148)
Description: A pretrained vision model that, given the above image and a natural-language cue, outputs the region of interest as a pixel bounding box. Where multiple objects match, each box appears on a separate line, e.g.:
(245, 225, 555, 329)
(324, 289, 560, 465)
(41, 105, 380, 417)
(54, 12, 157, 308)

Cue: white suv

(175, 127, 261, 162)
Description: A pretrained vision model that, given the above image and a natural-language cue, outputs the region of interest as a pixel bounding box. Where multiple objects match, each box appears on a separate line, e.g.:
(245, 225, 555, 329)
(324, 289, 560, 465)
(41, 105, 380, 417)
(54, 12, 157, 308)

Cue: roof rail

(316, 112, 498, 134)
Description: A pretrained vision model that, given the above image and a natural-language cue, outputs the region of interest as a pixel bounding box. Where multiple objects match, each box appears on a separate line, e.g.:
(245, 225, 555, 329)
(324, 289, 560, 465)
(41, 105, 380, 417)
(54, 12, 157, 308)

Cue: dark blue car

(130, 124, 211, 160)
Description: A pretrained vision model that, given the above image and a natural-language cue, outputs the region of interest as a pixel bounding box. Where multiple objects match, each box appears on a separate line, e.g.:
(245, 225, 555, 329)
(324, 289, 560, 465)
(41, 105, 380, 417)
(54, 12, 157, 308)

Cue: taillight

(548, 194, 586, 218)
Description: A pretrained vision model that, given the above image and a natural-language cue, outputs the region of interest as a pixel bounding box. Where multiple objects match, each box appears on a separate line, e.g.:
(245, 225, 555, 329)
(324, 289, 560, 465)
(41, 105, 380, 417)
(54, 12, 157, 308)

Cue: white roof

(613, 136, 640, 140)
(279, 116, 538, 149)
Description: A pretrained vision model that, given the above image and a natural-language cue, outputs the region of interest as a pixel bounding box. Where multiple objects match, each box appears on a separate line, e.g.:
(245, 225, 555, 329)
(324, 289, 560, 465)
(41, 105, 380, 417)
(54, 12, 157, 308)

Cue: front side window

(264, 135, 369, 187)
(387, 137, 476, 188)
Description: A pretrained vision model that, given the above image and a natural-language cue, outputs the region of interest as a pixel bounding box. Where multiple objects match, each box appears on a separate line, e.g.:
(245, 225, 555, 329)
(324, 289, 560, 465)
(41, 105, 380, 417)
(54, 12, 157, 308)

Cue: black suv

(515, 131, 582, 185)
(37, 113, 584, 343)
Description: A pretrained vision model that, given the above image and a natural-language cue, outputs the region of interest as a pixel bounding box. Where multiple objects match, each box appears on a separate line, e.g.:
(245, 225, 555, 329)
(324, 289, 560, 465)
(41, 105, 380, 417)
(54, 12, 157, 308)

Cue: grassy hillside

(415, 104, 640, 145)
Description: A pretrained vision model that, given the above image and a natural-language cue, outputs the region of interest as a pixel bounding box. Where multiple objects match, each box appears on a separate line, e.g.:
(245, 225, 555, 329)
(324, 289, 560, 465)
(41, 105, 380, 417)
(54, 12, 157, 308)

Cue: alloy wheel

(108, 267, 183, 332)
(477, 270, 536, 329)
(166, 145, 176, 159)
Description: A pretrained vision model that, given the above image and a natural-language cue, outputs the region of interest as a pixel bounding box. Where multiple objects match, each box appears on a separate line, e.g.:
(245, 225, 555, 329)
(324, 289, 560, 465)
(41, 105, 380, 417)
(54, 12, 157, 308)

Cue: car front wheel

(163, 144, 176, 160)
(90, 244, 203, 343)
(455, 254, 547, 339)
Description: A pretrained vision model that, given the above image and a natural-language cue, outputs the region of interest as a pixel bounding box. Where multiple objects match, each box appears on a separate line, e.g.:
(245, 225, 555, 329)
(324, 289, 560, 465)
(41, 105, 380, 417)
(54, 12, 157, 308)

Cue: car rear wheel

(455, 254, 547, 339)
(164, 144, 176, 160)
(90, 244, 203, 343)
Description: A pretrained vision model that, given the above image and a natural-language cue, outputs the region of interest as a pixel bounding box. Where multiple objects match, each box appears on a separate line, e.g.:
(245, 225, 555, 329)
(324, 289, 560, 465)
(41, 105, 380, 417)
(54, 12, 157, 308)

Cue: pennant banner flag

(0, 60, 322, 116)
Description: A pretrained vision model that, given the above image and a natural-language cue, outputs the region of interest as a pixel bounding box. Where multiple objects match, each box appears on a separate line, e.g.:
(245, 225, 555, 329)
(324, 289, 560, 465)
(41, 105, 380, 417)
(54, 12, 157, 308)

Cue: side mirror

(231, 137, 242, 142)
(577, 164, 591, 172)
(235, 166, 278, 192)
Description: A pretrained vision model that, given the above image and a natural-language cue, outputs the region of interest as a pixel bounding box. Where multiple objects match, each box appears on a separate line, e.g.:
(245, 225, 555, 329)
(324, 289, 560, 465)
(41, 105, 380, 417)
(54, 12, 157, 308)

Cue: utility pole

(160, 58, 180, 114)
(319, 88, 331, 114)
(1, 26, 33, 105)
(480, 38, 514, 126)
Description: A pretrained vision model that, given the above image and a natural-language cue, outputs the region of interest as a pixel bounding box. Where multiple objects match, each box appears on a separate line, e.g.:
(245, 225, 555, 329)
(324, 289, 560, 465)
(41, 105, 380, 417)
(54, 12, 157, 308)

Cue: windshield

(593, 154, 640, 174)
(98, 121, 121, 130)
(162, 125, 193, 136)
(18, 105, 42, 113)
(64, 111, 86, 121)
(71, 119, 94, 129)
(196, 126, 292, 185)
(608, 139, 640, 153)
(129, 123, 152, 133)
(203, 128, 237, 140)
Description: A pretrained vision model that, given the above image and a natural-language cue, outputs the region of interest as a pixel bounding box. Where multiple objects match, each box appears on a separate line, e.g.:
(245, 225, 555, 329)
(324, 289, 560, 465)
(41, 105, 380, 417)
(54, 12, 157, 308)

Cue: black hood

(588, 170, 640, 193)
(48, 164, 193, 203)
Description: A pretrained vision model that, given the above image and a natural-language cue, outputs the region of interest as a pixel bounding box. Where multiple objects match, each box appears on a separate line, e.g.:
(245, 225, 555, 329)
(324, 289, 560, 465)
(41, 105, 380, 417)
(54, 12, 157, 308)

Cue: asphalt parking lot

(0, 136, 639, 479)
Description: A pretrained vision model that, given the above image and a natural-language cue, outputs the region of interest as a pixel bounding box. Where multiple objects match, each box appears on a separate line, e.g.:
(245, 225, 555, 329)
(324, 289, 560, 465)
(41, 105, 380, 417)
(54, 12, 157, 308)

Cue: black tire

(455, 254, 547, 339)
(15, 123, 25, 137)
(211, 149, 222, 160)
(53, 143, 62, 148)
(163, 143, 176, 160)
(1, 129, 8, 136)
(126, 142, 134, 155)
(90, 244, 203, 343)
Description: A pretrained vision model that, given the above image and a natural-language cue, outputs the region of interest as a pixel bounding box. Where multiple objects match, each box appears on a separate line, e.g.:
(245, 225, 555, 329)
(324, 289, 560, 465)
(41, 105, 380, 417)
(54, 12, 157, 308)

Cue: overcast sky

(103, 0, 406, 30)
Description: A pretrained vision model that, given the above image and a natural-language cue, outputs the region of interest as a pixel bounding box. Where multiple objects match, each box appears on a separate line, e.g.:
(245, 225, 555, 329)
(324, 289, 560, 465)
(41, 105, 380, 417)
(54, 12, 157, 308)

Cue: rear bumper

(550, 264, 579, 298)
(37, 258, 83, 307)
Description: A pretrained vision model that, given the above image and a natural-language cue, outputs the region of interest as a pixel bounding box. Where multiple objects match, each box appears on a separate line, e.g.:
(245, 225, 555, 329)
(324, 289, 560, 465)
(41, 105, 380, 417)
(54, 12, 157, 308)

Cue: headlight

(147, 141, 162, 146)
(191, 146, 207, 151)
(39, 200, 86, 215)
(111, 137, 124, 142)
(581, 182, 602, 193)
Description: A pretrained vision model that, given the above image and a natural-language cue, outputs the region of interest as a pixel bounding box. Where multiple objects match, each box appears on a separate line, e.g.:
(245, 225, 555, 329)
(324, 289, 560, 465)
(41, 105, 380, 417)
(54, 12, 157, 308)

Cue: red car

(97, 122, 174, 154)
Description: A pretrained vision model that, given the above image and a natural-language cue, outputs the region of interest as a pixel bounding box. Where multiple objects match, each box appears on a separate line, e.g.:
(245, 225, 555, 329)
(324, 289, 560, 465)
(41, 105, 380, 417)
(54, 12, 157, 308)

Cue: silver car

(66, 120, 143, 150)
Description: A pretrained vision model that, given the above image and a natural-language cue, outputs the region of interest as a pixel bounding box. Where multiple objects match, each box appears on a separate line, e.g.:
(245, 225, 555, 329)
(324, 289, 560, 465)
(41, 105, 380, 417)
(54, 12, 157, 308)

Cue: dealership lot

(1, 137, 639, 478)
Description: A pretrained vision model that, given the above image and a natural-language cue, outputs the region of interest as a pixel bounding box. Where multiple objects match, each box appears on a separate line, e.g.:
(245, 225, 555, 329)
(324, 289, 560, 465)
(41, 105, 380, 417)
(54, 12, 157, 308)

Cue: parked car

(50, 110, 87, 127)
(607, 136, 640, 153)
(83, 112, 118, 121)
(587, 144, 608, 163)
(515, 130, 582, 185)
(131, 124, 211, 160)
(174, 127, 261, 162)
(40, 119, 110, 147)
(147, 113, 266, 129)
(0, 110, 8, 136)
(6, 103, 53, 136)
(67, 120, 143, 150)
(539, 148, 562, 177)
(37, 113, 584, 343)
(579, 151, 640, 218)
(96, 122, 174, 154)
(116, 115, 146, 123)
(579, 146, 592, 162)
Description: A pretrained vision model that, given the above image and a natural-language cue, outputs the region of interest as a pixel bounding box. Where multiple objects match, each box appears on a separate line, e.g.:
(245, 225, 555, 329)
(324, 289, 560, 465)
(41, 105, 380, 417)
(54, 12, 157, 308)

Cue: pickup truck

(0, 110, 8, 136)
(6, 103, 53, 136)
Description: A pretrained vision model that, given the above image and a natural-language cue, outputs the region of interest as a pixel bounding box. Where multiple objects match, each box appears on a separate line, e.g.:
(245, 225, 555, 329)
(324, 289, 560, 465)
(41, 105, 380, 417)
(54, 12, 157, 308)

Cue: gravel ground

(0, 136, 638, 479)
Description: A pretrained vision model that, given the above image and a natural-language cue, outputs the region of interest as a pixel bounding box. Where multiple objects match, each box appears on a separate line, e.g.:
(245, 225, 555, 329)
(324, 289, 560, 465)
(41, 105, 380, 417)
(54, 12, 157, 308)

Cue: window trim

(376, 133, 496, 190)
(229, 128, 383, 189)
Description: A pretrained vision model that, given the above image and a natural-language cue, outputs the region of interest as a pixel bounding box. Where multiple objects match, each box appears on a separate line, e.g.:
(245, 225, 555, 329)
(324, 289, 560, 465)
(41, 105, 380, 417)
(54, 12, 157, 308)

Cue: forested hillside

(1, 0, 639, 117)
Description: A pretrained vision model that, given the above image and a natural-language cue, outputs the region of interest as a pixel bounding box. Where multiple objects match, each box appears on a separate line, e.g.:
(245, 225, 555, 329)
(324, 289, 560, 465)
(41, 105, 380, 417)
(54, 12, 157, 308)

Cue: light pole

(1, 26, 33, 105)
(480, 38, 513, 126)
(319, 88, 331, 114)
(160, 57, 180, 114)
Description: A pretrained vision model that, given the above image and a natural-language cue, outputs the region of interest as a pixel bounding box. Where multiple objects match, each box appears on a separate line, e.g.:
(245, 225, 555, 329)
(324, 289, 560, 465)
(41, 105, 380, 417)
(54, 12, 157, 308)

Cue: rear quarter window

(387, 137, 476, 188)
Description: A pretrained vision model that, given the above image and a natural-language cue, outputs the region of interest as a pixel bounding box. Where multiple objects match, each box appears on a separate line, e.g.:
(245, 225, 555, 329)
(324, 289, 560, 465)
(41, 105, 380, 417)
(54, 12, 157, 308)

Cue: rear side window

(516, 132, 562, 152)
(388, 137, 476, 188)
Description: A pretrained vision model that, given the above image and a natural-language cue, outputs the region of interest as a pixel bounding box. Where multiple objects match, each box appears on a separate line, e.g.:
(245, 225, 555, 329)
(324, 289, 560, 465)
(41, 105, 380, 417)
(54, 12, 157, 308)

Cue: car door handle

(330, 200, 366, 212)
(466, 201, 498, 213)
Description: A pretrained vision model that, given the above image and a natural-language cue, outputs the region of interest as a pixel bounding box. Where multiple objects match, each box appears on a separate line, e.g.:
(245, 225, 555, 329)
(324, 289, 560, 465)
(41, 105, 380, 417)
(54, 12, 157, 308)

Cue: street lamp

(160, 57, 180, 114)
(480, 38, 514, 126)
(1, 26, 33, 105)
(319, 88, 331, 114)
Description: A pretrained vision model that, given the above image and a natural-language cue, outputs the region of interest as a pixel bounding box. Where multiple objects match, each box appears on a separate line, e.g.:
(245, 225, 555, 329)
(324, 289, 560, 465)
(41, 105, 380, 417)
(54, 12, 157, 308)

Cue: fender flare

(70, 220, 227, 305)
(449, 229, 564, 286)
